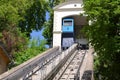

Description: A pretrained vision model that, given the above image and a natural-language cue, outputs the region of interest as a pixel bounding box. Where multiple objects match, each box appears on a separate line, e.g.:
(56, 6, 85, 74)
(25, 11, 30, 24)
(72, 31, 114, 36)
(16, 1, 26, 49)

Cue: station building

(53, 0, 88, 49)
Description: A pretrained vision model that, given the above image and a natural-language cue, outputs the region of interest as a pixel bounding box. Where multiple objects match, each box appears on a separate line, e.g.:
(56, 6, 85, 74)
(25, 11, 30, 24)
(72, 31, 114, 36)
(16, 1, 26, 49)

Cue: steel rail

(74, 50, 87, 80)
(43, 44, 77, 80)
(57, 50, 79, 80)
(54, 50, 87, 80)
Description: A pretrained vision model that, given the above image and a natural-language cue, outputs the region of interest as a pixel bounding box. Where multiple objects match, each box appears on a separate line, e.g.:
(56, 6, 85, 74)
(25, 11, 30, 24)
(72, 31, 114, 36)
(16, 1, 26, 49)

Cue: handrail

(0, 47, 59, 80)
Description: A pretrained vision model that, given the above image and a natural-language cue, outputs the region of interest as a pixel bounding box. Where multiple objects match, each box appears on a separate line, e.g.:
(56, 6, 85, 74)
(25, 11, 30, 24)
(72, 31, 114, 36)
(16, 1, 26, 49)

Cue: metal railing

(0, 47, 59, 80)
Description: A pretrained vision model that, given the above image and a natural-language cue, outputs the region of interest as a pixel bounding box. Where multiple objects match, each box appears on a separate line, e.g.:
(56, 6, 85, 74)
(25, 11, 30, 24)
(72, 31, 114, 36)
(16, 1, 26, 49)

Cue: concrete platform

(80, 47, 94, 80)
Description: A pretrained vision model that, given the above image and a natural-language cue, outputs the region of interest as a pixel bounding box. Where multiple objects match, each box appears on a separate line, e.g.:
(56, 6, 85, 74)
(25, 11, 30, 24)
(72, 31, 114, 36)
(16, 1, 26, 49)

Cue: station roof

(53, 0, 83, 11)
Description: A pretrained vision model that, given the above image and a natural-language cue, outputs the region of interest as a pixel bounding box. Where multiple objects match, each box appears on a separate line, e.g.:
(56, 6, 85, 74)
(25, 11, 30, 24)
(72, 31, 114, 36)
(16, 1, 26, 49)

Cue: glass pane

(64, 21, 72, 26)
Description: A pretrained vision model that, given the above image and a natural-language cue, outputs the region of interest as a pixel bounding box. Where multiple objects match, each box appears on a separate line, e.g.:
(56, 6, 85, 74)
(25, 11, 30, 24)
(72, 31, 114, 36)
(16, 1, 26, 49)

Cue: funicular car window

(64, 21, 72, 26)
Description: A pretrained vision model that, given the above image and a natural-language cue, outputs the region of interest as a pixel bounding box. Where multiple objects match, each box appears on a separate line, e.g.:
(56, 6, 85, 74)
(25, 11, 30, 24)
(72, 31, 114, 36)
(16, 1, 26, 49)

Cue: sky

(30, 12, 50, 47)
(30, 29, 44, 40)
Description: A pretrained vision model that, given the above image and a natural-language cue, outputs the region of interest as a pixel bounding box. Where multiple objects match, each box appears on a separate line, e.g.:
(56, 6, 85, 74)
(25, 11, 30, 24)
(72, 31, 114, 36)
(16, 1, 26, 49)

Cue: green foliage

(48, 0, 65, 8)
(0, 0, 30, 31)
(0, 0, 48, 67)
(83, 0, 120, 80)
(1, 26, 28, 56)
(43, 12, 53, 46)
(19, 0, 48, 35)
(14, 39, 46, 66)
(0, 0, 48, 51)
(0, 0, 32, 54)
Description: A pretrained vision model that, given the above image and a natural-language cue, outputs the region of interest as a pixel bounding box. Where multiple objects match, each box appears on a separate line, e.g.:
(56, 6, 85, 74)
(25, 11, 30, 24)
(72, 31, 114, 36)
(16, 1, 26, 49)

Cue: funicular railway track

(44, 46, 87, 80)
(53, 50, 87, 80)
(0, 44, 88, 80)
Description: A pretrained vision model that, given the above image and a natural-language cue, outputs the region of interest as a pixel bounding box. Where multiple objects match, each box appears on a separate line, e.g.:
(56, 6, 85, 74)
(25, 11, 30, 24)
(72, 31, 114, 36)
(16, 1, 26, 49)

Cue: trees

(0, 0, 30, 54)
(19, 0, 48, 36)
(14, 39, 46, 66)
(0, 0, 48, 65)
(43, 0, 65, 46)
(0, 0, 48, 52)
(83, 0, 120, 79)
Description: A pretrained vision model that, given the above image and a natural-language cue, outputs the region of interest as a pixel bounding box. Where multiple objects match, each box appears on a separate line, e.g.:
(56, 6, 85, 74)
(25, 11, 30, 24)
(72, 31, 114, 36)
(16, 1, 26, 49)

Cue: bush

(13, 39, 46, 66)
